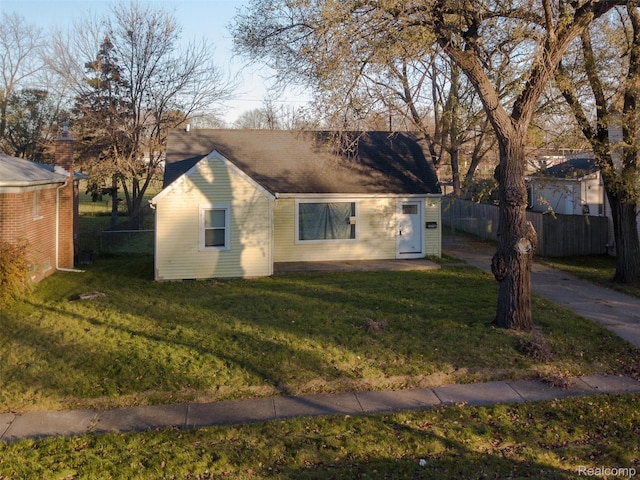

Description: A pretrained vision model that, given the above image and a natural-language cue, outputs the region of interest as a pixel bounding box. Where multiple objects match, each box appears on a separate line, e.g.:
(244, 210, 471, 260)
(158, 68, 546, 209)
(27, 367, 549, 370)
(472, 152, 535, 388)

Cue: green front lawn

(1, 254, 637, 413)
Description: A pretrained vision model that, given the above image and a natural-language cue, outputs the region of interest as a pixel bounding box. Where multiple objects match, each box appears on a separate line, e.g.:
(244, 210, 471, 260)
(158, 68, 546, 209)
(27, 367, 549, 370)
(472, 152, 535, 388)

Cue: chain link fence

(99, 229, 154, 255)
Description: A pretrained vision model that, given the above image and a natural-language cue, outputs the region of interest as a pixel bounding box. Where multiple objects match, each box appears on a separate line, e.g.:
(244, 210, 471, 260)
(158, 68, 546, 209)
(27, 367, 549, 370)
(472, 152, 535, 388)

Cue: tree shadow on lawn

(274, 450, 576, 480)
(1, 267, 500, 411)
(205, 414, 580, 479)
(269, 448, 577, 480)
(49, 418, 578, 479)
(0, 304, 221, 410)
(0, 405, 606, 479)
(1, 296, 346, 411)
(5, 261, 636, 412)
(275, 459, 575, 480)
(204, 269, 499, 336)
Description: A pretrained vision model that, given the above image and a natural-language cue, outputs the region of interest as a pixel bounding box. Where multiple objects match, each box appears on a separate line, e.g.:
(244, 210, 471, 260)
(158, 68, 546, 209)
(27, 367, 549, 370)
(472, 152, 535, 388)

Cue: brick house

(0, 127, 82, 282)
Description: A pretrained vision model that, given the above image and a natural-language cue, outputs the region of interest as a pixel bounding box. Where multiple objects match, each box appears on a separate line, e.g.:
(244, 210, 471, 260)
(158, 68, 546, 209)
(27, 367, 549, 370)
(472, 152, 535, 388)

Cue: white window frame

(295, 198, 357, 244)
(199, 204, 230, 251)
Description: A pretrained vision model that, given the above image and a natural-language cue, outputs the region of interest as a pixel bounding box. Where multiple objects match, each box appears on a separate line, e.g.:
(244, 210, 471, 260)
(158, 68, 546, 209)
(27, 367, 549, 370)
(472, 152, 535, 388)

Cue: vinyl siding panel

(274, 197, 398, 262)
(425, 197, 442, 257)
(154, 158, 272, 280)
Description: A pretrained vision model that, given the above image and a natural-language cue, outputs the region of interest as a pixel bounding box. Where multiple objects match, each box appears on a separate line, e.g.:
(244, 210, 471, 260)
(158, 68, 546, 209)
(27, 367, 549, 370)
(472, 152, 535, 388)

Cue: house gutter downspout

(56, 179, 84, 273)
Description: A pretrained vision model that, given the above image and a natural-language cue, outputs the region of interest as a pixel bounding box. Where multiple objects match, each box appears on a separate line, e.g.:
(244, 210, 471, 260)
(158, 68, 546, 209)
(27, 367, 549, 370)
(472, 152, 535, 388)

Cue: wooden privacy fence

(442, 198, 610, 257)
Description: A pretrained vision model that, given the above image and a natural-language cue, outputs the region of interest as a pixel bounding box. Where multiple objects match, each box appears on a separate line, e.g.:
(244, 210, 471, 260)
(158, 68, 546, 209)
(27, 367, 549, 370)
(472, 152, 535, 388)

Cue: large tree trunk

(491, 138, 537, 331)
(608, 190, 640, 284)
(450, 148, 462, 197)
(612, 2, 640, 284)
(109, 174, 119, 229)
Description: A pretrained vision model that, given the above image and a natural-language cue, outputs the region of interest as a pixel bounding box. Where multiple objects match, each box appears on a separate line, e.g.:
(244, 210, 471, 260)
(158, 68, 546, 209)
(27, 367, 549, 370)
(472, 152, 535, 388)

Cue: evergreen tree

(73, 36, 131, 227)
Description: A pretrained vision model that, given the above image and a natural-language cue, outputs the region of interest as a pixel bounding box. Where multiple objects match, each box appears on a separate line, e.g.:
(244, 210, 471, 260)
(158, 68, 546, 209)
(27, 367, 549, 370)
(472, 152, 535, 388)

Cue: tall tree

(233, 98, 281, 129)
(233, 98, 314, 130)
(360, 50, 501, 198)
(0, 13, 44, 149)
(49, 1, 234, 228)
(3, 88, 58, 160)
(73, 36, 131, 227)
(233, 0, 622, 330)
(556, 5, 640, 285)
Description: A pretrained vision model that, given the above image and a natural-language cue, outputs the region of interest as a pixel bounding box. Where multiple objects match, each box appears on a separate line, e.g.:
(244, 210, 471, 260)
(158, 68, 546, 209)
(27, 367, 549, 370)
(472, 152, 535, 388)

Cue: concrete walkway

(2, 235, 640, 442)
(442, 234, 640, 348)
(2, 374, 639, 442)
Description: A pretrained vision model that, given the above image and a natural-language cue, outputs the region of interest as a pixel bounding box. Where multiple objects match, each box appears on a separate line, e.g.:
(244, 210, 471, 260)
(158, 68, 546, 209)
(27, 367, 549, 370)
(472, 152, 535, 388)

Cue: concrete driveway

(442, 234, 640, 349)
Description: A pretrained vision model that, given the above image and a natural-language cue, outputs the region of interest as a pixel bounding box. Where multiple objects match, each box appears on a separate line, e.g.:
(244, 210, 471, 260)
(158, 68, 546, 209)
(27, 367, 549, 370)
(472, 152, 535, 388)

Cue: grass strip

(0, 393, 638, 479)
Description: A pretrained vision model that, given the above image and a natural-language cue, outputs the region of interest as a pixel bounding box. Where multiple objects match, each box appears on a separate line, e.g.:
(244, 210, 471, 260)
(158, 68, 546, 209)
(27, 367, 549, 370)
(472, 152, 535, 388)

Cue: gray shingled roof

(0, 153, 68, 187)
(164, 129, 441, 195)
(535, 157, 599, 179)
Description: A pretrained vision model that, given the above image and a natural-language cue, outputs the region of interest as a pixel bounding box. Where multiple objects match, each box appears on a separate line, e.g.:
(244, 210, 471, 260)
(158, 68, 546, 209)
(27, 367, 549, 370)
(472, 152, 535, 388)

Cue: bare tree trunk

(127, 195, 144, 230)
(491, 138, 537, 330)
(110, 174, 119, 228)
(608, 191, 640, 284)
(450, 148, 462, 197)
(0, 100, 7, 141)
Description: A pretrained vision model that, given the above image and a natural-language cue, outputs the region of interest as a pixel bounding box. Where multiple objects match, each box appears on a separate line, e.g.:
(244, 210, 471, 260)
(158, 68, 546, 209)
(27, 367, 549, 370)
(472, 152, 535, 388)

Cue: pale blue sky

(0, 0, 309, 123)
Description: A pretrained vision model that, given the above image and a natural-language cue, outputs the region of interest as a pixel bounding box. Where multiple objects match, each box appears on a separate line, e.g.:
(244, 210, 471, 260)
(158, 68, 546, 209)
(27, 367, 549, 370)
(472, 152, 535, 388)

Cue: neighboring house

(151, 129, 442, 281)
(527, 154, 640, 253)
(0, 128, 82, 282)
(527, 156, 606, 216)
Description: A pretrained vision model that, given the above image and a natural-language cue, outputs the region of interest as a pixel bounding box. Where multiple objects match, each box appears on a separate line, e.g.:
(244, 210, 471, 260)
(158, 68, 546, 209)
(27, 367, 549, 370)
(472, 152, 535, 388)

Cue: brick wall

(0, 187, 58, 282)
(0, 127, 78, 282)
(55, 130, 75, 270)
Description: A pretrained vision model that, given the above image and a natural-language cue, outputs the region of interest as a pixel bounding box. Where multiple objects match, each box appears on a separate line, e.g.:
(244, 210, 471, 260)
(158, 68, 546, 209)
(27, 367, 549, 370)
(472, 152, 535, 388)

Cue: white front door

(396, 200, 423, 258)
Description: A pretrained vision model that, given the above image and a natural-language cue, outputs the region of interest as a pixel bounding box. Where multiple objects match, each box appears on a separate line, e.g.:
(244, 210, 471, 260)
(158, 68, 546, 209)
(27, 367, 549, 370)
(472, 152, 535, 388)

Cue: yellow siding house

(151, 130, 442, 281)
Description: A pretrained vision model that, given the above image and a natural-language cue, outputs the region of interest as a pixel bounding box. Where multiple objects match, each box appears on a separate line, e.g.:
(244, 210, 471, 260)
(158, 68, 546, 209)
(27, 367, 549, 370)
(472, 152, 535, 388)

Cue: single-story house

(527, 156, 605, 216)
(0, 127, 83, 282)
(150, 129, 442, 281)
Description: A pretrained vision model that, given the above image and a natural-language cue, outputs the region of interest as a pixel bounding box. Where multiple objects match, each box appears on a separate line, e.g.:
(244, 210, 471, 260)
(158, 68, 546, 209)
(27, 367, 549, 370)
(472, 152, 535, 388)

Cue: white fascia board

(275, 192, 439, 199)
(0, 179, 67, 193)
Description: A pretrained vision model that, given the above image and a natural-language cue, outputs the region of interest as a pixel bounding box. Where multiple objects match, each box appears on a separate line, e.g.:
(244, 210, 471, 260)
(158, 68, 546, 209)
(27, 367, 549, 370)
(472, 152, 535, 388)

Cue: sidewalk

(2, 235, 640, 442)
(2, 374, 639, 442)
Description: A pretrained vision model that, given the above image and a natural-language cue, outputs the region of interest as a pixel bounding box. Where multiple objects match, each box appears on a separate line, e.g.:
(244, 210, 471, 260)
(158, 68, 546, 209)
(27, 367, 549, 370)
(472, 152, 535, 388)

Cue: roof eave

(0, 178, 68, 192)
(274, 192, 442, 199)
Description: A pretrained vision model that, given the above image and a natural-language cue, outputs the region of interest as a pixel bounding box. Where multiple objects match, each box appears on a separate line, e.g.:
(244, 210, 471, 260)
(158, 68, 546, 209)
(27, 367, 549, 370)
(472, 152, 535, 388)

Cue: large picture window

(298, 201, 356, 241)
(200, 205, 229, 250)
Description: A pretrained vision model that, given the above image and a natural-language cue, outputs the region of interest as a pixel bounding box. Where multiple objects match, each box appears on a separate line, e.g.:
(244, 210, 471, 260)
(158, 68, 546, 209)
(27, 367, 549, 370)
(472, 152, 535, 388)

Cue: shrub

(515, 331, 553, 362)
(0, 240, 32, 308)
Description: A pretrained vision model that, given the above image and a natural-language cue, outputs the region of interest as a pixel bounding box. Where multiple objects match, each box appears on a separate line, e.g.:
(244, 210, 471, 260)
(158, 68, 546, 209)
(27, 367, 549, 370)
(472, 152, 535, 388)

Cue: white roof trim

(275, 193, 441, 199)
(150, 150, 276, 205)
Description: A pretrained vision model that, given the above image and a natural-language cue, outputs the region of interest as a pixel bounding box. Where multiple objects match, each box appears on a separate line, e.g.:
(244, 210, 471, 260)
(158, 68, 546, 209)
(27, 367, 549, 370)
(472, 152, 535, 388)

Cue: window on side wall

(200, 205, 230, 250)
(297, 201, 356, 242)
(33, 191, 42, 219)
